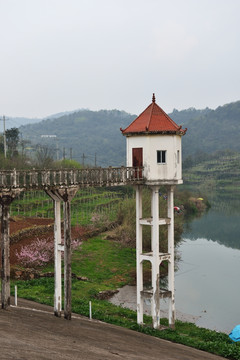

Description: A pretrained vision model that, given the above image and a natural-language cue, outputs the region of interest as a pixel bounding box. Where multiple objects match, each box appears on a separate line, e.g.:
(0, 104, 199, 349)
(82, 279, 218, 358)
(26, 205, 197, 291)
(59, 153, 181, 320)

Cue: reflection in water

(111, 192, 240, 333)
(175, 237, 240, 333)
(184, 192, 240, 249)
(176, 192, 240, 332)
(210, 191, 240, 216)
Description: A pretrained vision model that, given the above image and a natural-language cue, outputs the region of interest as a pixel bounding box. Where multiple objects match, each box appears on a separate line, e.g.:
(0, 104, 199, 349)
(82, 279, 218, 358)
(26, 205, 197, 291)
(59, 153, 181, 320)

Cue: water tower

(121, 94, 187, 328)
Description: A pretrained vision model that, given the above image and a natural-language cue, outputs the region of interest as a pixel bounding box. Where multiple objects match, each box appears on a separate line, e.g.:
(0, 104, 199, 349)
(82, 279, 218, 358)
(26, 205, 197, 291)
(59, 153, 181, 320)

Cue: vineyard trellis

(9, 187, 129, 226)
(0, 166, 143, 319)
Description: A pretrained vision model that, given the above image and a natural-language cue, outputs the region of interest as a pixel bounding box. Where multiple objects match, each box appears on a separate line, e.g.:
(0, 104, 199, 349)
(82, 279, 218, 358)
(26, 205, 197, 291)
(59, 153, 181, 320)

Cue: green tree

(6, 127, 20, 157)
(35, 145, 55, 168)
(0, 134, 4, 154)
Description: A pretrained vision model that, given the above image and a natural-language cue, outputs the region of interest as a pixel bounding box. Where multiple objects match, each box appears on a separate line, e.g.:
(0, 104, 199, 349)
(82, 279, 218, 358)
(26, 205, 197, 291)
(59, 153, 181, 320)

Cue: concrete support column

(46, 190, 63, 317)
(0, 193, 18, 309)
(167, 185, 175, 328)
(45, 186, 78, 320)
(63, 200, 71, 320)
(54, 200, 62, 317)
(136, 185, 143, 324)
(151, 186, 160, 329)
(1, 197, 11, 309)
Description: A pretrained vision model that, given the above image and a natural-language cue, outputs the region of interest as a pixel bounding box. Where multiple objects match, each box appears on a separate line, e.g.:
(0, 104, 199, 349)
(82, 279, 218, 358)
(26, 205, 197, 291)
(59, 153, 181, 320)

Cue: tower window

(157, 150, 166, 164)
(177, 150, 180, 164)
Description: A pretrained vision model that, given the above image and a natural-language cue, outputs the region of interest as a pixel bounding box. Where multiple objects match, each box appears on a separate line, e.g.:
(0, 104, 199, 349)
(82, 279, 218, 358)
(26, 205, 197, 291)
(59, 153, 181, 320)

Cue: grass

(72, 237, 135, 287)
(6, 186, 239, 358)
(12, 236, 136, 300)
(10, 235, 240, 359)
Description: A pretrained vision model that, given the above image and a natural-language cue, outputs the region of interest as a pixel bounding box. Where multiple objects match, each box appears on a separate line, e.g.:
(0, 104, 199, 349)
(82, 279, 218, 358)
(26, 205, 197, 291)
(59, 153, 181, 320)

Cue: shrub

(53, 159, 82, 169)
(113, 188, 169, 251)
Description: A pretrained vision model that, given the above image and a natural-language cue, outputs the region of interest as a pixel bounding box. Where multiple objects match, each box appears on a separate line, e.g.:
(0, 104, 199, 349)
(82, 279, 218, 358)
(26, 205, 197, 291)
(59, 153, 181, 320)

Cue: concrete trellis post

(63, 199, 72, 320)
(46, 190, 63, 317)
(1, 196, 12, 309)
(0, 191, 21, 309)
(55, 199, 62, 317)
(53, 198, 62, 317)
(46, 186, 78, 320)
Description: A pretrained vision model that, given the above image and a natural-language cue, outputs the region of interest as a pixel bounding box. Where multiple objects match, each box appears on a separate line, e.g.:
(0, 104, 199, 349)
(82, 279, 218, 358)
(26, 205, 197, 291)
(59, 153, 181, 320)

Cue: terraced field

(10, 187, 124, 226)
(183, 153, 240, 191)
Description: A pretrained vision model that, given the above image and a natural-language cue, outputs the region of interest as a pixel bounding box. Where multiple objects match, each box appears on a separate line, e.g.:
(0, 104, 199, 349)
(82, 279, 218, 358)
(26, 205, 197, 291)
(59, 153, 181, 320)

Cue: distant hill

(20, 110, 136, 167)
(169, 107, 211, 124)
(18, 100, 240, 166)
(182, 150, 240, 192)
(169, 101, 240, 158)
(4, 109, 86, 130)
(3, 116, 41, 130)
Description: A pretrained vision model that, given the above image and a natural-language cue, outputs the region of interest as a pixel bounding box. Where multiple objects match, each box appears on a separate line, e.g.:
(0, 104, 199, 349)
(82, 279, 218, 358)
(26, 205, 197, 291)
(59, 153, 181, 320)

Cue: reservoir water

(110, 192, 240, 333)
(175, 192, 240, 333)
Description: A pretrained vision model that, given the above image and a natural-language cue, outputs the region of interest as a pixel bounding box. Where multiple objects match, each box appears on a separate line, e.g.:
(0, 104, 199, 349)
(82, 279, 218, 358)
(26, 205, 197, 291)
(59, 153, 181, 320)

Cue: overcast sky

(1, 0, 240, 118)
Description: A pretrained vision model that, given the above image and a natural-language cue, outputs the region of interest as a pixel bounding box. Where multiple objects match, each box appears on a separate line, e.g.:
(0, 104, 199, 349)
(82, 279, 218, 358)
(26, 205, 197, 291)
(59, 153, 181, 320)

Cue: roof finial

(152, 93, 156, 103)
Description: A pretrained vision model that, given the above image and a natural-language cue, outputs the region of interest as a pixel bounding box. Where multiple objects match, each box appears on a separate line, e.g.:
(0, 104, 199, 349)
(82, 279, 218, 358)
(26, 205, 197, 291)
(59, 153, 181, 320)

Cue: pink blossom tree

(15, 238, 81, 268)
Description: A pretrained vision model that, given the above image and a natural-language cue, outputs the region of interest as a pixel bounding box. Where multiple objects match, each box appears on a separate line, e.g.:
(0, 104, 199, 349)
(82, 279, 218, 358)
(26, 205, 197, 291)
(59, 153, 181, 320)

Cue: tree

(35, 145, 55, 168)
(5, 127, 20, 157)
(183, 155, 193, 169)
(0, 134, 4, 154)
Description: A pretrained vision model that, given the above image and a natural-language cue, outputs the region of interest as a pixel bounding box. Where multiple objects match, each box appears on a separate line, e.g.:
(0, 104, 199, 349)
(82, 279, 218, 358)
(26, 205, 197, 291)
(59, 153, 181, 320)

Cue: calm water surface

(111, 192, 240, 333)
(175, 192, 240, 333)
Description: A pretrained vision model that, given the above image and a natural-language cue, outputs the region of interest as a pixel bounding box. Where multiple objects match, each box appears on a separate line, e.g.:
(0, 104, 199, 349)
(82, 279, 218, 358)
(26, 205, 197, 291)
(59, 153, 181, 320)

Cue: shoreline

(109, 285, 227, 333)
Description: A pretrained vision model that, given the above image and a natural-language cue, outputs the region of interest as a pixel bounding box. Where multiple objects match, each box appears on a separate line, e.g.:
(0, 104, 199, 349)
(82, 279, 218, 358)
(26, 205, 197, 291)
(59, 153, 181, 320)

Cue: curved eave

(121, 129, 187, 136)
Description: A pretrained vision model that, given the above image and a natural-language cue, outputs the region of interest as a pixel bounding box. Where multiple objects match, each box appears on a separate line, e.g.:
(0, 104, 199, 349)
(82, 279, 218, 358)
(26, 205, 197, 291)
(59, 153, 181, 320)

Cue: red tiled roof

(121, 94, 187, 135)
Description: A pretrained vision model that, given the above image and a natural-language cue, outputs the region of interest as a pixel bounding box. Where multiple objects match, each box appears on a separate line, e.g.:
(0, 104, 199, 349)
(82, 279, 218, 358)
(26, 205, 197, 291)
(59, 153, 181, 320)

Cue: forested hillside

(19, 100, 240, 166)
(20, 110, 135, 167)
(182, 150, 240, 191)
(169, 101, 240, 159)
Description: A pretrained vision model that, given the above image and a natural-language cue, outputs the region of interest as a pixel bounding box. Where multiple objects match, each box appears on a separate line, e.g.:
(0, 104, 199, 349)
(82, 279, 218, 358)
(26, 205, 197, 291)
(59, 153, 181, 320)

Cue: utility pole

(20, 132, 24, 157)
(2, 115, 7, 158)
(82, 153, 86, 167)
(3, 115, 7, 158)
(63, 147, 66, 160)
(95, 152, 97, 167)
(21, 142, 24, 157)
(56, 140, 59, 161)
(70, 148, 72, 161)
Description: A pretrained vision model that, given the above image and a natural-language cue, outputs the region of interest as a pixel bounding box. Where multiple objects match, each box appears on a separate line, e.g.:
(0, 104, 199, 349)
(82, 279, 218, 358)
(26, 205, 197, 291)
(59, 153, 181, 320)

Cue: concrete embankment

(0, 297, 225, 360)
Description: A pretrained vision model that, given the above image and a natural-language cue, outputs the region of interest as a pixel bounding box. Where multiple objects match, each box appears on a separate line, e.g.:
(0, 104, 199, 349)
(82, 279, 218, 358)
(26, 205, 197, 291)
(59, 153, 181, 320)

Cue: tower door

(132, 148, 143, 178)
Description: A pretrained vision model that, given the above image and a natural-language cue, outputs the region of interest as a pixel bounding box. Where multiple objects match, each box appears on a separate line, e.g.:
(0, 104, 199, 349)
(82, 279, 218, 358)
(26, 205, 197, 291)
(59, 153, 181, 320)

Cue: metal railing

(0, 167, 144, 190)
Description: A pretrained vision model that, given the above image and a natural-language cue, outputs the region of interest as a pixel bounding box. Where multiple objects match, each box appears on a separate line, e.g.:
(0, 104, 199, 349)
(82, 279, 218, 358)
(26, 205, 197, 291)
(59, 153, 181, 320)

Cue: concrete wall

(126, 134, 182, 181)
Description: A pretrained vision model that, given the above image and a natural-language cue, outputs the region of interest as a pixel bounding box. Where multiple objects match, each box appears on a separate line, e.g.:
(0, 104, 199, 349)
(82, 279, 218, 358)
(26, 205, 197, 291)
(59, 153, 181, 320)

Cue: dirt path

(0, 298, 226, 360)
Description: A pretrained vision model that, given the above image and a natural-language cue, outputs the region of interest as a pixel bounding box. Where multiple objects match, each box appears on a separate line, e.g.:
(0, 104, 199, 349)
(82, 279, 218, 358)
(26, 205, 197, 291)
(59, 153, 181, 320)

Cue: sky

(1, 0, 240, 119)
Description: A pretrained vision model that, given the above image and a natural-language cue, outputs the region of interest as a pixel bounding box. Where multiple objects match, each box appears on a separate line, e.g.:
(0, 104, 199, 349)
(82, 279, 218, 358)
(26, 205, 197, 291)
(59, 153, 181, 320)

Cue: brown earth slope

(1, 217, 85, 266)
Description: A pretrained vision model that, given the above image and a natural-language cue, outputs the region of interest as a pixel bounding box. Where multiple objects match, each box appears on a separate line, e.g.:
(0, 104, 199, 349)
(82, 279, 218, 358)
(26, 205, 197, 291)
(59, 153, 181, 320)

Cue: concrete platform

(0, 298, 225, 360)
